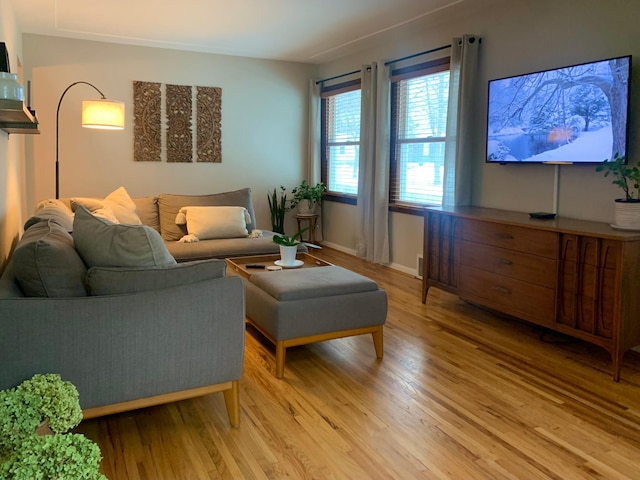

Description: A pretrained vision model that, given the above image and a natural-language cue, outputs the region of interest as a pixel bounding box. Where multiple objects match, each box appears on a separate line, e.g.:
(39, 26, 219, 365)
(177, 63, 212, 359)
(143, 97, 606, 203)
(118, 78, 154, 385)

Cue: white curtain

(442, 35, 481, 207)
(356, 62, 391, 264)
(307, 79, 323, 241)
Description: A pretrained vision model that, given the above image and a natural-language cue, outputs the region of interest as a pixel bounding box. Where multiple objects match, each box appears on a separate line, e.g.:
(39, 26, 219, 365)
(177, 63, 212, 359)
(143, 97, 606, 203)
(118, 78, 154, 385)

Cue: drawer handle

(492, 285, 511, 294)
(499, 258, 512, 265)
(495, 232, 514, 240)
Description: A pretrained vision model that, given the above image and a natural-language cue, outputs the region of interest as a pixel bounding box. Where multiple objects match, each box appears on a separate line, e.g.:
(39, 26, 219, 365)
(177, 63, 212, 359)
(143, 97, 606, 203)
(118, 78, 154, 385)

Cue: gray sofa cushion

(73, 206, 176, 268)
(249, 265, 379, 301)
(12, 219, 87, 297)
(166, 231, 306, 262)
(158, 188, 257, 241)
(28, 199, 75, 232)
(133, 196, 160, 232)
(86, 258, 227, 295)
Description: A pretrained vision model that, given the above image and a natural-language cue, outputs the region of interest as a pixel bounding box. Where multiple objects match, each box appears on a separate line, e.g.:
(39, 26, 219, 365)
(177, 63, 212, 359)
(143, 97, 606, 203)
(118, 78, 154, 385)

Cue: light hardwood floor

(76, 247, 640, 479)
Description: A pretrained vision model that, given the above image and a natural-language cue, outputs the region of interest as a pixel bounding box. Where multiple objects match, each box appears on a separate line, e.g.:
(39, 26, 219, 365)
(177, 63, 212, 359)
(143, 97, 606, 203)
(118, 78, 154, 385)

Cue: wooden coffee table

(225, 252, 331, 280)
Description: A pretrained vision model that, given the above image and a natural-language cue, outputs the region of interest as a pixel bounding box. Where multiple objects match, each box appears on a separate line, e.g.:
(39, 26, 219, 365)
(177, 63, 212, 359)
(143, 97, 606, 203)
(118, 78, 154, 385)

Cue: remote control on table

(246, 264, 266, 269)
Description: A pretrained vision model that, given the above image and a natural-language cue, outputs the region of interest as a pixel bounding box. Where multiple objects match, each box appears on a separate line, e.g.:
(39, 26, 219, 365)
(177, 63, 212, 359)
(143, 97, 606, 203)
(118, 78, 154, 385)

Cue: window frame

(320, 79, 361, 205)
(389, 57, 451, 216)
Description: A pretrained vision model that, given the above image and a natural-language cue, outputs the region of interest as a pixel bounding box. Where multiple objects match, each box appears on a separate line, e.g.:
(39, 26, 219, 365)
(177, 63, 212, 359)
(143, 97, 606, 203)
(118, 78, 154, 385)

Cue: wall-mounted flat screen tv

(486, 55, 631, 164)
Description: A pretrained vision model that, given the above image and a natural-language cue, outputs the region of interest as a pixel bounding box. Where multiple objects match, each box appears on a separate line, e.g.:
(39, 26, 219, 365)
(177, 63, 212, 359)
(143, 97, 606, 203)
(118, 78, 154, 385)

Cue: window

(390, 58, 450, 210)
(321, 80, 361, 202)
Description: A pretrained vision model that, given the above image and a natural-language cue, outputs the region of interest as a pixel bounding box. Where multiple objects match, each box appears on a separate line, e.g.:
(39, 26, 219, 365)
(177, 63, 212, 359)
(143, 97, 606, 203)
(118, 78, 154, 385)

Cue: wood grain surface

(76, 247, 640, 479)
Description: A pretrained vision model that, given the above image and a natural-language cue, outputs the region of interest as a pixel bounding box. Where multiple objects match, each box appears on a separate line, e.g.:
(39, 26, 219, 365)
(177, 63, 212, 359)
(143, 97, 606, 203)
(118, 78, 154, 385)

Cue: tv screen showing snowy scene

(486, 55, 631, 164)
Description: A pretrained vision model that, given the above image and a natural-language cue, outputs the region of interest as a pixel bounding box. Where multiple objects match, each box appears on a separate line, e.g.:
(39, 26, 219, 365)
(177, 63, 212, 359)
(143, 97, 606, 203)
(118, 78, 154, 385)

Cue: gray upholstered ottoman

(245, 265, 387, 378)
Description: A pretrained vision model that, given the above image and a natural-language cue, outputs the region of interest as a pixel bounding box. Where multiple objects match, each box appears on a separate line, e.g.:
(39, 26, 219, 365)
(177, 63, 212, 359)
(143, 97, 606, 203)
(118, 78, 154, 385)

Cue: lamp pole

(55, 81, 108, 199)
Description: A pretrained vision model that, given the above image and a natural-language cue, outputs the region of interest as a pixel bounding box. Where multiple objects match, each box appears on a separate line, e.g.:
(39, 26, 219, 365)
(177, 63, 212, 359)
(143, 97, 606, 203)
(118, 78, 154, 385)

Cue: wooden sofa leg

(372, 326, 384, 359)
(276, 341, 286, 379)
(223, 380, 240, 427)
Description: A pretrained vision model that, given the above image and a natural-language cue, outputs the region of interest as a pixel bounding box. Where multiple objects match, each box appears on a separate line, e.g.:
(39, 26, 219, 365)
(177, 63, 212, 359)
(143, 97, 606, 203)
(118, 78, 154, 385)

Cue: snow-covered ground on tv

(522, 127, 613, 163)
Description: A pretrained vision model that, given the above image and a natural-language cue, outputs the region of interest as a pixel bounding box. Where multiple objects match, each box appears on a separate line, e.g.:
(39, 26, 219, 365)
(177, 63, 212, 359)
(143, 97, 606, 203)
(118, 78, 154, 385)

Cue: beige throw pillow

(71, 186, 142, 224)
(175, 206, 250, 240)
(73, 206, 176, 268)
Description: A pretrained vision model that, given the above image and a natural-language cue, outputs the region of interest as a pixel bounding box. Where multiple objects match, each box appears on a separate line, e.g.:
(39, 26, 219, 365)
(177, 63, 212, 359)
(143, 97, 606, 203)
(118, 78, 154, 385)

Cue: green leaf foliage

(596, 153, 640, 201)
(267, 186, 288, 234)
(272, 225, 311, 246)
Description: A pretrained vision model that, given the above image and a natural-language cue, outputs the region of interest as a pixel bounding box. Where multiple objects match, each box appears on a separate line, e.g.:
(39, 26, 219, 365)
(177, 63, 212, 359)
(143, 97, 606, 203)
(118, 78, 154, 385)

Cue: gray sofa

(0, 187, 293, 425)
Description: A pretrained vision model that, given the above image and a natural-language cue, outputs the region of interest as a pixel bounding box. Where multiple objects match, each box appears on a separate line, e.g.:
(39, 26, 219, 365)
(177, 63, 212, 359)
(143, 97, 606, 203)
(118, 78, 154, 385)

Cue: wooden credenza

(422, 206, 640, 381)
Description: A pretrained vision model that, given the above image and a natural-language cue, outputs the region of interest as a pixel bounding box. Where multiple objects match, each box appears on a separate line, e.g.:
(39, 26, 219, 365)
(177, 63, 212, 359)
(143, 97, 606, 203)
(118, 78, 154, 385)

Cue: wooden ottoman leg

(372, 326, 384, 359)
(223, 380, 240, 427)
(276, 341, 286, 379)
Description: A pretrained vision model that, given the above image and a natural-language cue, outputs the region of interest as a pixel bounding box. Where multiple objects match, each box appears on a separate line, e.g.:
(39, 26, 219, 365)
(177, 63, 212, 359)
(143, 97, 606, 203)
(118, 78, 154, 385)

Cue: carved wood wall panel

(133, 81, 161, 162)
(166, 84, 193, 163)
(196, 86, 222, 163)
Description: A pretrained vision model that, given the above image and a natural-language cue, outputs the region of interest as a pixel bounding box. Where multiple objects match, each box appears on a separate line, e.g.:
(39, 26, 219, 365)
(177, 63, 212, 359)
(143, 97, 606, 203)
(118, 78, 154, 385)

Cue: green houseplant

(0, 374, 106, 480)
(596, 153, 640, 229)
(596, 153, 640, 201)
(272, 226, 310, 266)
(267, 186, 288, 234)
(290, 180, 325, 215)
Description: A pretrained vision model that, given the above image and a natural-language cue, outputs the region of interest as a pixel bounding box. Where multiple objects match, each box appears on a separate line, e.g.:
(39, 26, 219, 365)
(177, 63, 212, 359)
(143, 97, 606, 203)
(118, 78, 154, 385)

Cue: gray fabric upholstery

(86, 258, 227, 295)
(166, 231, 307, 262)
(249, 266, 379, 301)
(158, 188, 257, 241)
(73, 206, 176, 268)
(133, 196, 160, 232)
(245, 280, 387, 340)
(12, 219, 87, 297)
(0, 275, 245, 409)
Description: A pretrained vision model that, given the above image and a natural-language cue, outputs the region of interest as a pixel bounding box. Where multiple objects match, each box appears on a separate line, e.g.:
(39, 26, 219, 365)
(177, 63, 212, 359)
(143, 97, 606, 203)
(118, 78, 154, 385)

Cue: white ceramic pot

(0, 72, 23, 102)
(613, 200, 640, 230)
(279, 245, 298, 266)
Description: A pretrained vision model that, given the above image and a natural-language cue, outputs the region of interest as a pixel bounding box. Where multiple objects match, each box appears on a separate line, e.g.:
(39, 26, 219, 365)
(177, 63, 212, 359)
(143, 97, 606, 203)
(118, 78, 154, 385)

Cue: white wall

(0, 0, 25, 272)
(22, 35, 317, 232)
(317, 0, 640, 274)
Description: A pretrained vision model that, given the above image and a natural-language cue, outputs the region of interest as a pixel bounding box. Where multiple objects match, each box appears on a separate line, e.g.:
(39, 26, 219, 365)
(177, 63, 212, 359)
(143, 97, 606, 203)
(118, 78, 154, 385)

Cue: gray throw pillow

(73, 206, 176, 268)
(85, 258, 227, 295)
(12, 219, 87, 297)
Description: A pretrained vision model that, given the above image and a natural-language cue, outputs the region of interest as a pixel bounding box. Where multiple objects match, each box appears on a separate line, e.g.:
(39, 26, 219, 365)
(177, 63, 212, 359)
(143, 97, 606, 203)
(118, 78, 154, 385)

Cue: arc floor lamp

(55, 81, 125, 199)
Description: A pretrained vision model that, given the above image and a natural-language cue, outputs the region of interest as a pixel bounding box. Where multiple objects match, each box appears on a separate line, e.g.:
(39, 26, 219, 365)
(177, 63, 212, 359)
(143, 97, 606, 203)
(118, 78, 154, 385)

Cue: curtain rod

(315, 69, 362, 85)
(314, 42, 451, 84)
(384, 43, 451, 66)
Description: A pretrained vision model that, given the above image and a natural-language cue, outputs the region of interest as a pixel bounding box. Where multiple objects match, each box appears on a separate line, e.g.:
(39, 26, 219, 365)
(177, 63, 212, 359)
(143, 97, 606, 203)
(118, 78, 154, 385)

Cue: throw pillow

(29, 199, 75, 232)
(71, 186, 142, 224)
(157, 188, 256, 241)
(175, 206, 250, 240)
(12, 219, 88, 297)
(73, 206, 176, 268)
(85, 258, 227, 295)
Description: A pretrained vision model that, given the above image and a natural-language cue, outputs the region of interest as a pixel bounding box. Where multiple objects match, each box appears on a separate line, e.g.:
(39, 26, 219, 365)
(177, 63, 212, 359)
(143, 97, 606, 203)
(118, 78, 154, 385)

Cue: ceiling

(9, 0, 491, 64)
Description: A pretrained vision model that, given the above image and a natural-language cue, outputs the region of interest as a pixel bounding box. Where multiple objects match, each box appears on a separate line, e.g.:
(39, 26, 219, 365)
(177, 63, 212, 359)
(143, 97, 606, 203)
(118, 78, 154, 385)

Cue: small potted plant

(0, 374, 106, 480)
(272, 226, 310, 266)
(267, 186, 289, 234)
(596, 153, 640, 229)
(290, 180, 325, 215)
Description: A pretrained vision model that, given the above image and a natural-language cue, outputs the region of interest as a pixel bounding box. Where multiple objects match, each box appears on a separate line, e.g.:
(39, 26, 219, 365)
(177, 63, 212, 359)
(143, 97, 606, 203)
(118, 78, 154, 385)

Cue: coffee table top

(226, 252, 332, 279)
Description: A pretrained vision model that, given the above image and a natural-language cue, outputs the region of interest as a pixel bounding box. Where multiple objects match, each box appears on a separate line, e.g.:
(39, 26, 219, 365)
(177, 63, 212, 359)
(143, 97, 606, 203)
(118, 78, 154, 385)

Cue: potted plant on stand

(290, 180, 325, 216)
(596, 153, 640, 229)
(272, 226, 310, 267)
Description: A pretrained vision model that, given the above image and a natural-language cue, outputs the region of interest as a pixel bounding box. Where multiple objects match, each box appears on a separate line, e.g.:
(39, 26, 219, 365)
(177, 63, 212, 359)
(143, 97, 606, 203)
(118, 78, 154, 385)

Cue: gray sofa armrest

(0, 275, 245, 410)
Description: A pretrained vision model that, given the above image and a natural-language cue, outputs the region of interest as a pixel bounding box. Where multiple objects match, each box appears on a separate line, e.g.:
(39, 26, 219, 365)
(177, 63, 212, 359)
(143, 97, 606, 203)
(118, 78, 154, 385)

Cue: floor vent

(416, 254, 423, 280)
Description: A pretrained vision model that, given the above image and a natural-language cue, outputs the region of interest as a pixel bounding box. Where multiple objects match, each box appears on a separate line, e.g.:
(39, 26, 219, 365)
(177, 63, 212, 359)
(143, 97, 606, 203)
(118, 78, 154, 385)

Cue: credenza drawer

(459, 265, 556, 324)
(460, 241, 557, 288)
(462, 219, 559, 258)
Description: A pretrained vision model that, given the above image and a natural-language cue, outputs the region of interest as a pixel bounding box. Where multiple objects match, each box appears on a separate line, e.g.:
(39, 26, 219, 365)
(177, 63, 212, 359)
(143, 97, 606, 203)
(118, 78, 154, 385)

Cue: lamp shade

(81, 98, 125, 129)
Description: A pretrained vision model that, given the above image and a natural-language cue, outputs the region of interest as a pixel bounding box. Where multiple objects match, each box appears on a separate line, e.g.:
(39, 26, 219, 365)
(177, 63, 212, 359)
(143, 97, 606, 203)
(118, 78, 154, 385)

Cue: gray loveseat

(0, 187, 290, 425)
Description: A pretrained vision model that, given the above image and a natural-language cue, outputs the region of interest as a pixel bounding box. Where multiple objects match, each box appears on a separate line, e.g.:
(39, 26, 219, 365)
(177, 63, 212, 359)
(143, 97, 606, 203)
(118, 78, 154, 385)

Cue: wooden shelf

(0, 98, 39, 134)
